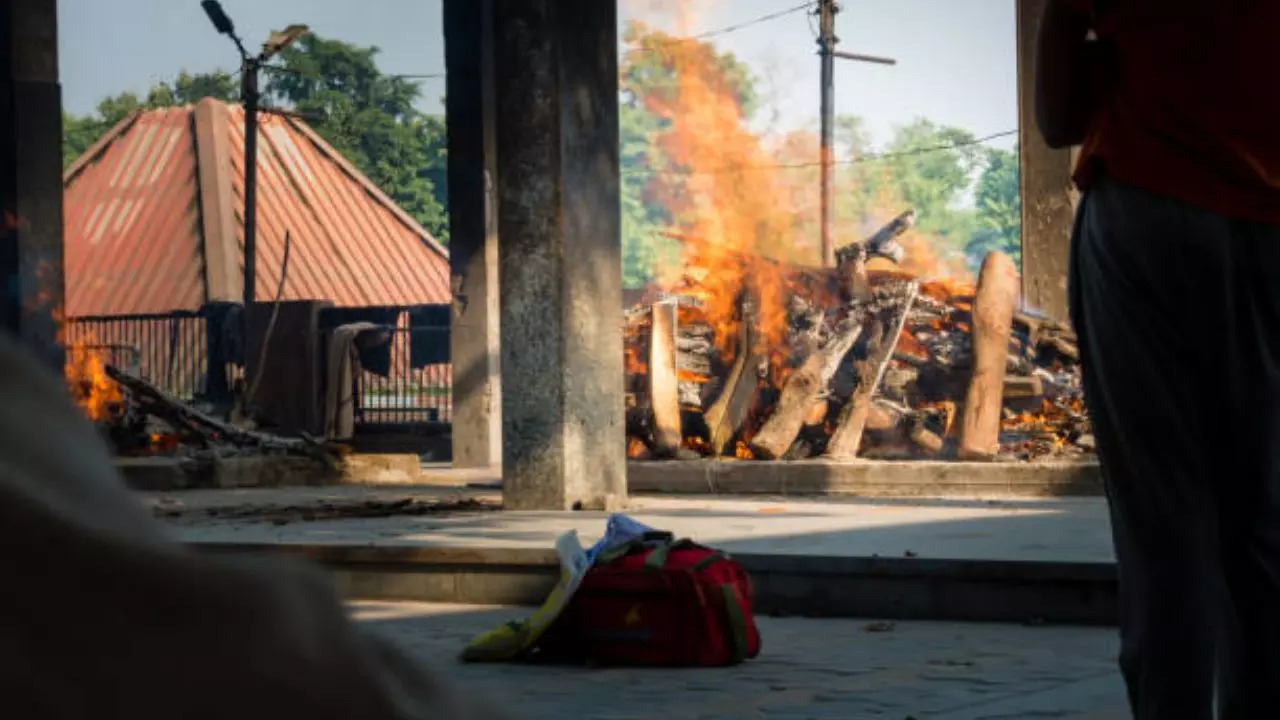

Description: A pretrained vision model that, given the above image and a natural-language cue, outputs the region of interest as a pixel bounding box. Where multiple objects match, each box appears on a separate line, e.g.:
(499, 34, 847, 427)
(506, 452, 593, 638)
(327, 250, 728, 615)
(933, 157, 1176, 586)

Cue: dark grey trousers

(1069, 175, 1280, 719)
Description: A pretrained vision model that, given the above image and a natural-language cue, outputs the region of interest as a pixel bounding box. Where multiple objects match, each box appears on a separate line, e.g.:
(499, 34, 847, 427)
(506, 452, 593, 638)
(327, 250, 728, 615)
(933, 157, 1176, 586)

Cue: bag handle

(595, 530, 676, 566)
(643, 538, 703, 571)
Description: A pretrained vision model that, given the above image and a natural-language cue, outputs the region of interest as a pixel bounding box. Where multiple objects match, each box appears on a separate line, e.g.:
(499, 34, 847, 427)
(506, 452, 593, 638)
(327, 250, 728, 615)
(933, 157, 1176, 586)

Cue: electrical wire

(622, 129, 1018, 177)
(624, 1, 817, 54)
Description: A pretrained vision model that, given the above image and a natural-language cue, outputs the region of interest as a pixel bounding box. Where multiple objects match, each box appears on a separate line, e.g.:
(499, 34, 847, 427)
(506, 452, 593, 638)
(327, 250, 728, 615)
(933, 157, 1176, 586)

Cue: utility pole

(241, 60, 261, 319)
(200, 2, 306, 339)
(816, 0, 895, 267)
(818, 0, 837, 268)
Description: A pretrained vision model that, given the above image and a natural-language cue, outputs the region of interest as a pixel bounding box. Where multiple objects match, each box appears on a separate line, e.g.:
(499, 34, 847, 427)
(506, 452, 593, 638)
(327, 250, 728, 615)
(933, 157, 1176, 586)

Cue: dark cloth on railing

(320, 308, 399, 377)
(408, 305, 451, 369)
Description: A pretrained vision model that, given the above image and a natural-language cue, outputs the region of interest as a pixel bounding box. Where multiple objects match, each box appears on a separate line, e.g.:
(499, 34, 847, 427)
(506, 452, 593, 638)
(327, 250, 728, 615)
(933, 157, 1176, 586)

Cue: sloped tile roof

(63, 98, 450, 317)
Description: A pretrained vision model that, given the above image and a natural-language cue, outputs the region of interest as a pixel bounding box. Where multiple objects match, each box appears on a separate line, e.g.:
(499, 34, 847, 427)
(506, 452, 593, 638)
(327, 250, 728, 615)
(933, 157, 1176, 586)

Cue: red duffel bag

(536, 537, 761, 666)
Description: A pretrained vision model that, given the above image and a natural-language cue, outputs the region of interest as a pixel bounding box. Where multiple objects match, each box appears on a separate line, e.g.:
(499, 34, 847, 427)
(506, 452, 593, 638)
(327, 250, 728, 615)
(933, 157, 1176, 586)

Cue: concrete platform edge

(192, 541, 1118, 625)
(124, 457, 1104, 497)
(628, 460, 1103, 497)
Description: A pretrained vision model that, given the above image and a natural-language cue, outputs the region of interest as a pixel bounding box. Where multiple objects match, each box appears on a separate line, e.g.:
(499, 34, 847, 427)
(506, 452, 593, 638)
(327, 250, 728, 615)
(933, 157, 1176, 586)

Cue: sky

(58, 0, 1017, 153)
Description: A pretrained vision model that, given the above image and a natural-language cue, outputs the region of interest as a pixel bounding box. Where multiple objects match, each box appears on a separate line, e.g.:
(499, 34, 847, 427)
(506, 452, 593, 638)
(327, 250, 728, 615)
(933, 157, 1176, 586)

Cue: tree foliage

(968, 147, 1022, 267)
(62, 36, 449, 243)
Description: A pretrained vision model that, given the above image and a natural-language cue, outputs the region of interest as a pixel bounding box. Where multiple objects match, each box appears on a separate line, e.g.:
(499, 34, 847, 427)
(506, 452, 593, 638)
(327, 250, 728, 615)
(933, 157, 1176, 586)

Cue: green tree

(265, 34, 448, 242)
(879, 118, 984, 248)
(63, 71, 241, 165)
(61, 36, 449, 243)
(833, 113, 886, 228)
(967, 147, 1022, 267)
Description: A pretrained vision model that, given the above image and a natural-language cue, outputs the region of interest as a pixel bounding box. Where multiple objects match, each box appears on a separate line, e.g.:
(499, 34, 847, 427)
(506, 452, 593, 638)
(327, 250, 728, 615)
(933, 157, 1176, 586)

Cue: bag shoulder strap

(720, 583, 752, 663)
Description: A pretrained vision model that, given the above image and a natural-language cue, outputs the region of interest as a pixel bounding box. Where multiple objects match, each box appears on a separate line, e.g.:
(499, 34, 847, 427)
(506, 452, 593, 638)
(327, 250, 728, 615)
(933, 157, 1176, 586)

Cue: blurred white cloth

(0, 333, 504, 719)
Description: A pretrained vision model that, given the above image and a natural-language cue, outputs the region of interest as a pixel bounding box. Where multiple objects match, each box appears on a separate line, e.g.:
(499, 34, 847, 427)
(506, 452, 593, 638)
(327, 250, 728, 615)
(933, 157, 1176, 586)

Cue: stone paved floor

(353, 602, 1128, 719)
(148, 489, 1115, 563)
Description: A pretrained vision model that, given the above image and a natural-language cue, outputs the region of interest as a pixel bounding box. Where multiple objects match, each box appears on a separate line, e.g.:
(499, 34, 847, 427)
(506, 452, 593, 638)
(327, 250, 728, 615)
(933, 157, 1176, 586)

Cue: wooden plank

(826, 282, 919, 459)
(748, 315, 864, 460)
(648, 300, 683, 457)
(703, 316, 762, 456)
(959, 252, 1021, 460)
(1003, 375, 1045, 400)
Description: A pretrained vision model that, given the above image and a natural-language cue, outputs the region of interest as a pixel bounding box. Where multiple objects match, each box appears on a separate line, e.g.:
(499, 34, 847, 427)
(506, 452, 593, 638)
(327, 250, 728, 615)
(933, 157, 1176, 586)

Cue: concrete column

(0, 0, 64, 370)
(492, 0, 626, 511)
(444, 0, 503, 469)
(1017, 0, 1076, 322)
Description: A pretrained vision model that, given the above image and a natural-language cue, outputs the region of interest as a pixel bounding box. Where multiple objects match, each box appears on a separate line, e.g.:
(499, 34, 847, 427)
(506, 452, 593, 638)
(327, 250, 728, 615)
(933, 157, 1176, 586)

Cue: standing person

(1037, 1, 1280, 717)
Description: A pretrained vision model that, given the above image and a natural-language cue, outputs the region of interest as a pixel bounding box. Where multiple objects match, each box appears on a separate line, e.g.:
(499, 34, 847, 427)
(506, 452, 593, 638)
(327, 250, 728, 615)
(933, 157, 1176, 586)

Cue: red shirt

(1071, 0, 1280, 223)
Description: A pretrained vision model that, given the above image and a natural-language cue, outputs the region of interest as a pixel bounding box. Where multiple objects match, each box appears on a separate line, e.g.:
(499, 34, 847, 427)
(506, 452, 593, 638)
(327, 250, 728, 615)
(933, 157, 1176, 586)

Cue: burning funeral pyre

(64, 341, 337, 466)
(623, 210, 1093, 463)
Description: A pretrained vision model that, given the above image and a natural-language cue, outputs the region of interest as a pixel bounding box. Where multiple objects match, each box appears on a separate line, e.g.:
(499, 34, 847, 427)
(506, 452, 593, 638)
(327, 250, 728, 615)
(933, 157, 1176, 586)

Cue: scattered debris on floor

(155, 496, 498, 524)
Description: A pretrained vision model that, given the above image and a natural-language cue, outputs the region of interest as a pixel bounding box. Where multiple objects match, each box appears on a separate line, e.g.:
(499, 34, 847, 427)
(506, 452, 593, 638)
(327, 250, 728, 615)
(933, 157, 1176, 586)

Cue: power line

(624, 2, 816, 54)
(622, 129, 1018, 177)
(260, 65, 444, 80)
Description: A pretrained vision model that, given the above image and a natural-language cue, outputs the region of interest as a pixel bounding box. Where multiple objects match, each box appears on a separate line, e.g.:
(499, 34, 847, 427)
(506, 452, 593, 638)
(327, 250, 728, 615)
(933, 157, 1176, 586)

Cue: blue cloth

(584, 514, 660, 565)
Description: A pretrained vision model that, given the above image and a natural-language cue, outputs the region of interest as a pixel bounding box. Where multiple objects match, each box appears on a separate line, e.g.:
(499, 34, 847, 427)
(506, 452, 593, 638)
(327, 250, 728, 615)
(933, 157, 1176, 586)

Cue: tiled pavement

(354, 602, 1129, 719)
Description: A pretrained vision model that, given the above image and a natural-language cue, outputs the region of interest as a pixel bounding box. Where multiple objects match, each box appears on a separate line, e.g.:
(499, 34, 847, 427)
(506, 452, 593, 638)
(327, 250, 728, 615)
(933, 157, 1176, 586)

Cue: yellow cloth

(461, 531, 590, 662)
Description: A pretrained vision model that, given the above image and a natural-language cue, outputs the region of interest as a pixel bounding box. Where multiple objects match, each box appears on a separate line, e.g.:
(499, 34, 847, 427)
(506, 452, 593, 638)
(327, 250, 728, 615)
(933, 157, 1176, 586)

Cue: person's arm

(1035, 0, 1098, 149)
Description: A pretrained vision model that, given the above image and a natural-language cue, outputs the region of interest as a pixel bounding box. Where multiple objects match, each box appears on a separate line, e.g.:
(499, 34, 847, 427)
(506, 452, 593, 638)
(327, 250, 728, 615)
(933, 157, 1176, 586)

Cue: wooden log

(105, 365, 338, 466)
(678, 381, 704, 409)
(838, 243, 871, 302)
(865, 400, 904, 433)
(958, 252, 1020, 460)
(703, 315, 762, 456)
(835, 208, 915, 265)
(909, 423, 945, 456)
(826, 282, 919, 459)
(1003, 375, 1045, 400)
(804, 397, 830, 427)
(748, 315, 864, 460)
(648, 300, 683, 457)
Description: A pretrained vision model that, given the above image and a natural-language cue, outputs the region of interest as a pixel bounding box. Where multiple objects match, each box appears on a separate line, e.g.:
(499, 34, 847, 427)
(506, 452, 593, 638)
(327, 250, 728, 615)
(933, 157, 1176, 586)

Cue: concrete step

(627, 459, 1102, 497)
(122, 455, 1104, 497)
(193, 542, 1118, 626)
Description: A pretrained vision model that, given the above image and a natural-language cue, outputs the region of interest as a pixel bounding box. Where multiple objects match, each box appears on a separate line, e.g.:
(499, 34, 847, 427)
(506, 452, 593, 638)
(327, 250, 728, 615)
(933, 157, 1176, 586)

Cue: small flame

(149, 433, 181, 453)
(627, 436, 651, 459)
(65, 341, 124, 423)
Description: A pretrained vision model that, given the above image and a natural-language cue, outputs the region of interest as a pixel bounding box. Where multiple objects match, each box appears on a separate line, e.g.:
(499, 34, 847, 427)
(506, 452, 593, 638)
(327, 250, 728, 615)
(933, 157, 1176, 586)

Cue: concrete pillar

(0, 0, 64, 370)
(444, 0, 503, 469)
(1017, 0, 1076, 322)
(492, 0, 626, 511)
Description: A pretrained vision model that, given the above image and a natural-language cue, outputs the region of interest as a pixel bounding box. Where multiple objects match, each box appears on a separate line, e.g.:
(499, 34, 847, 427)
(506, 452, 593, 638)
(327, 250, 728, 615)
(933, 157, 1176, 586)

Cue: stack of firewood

(624, 211, 1093, 462)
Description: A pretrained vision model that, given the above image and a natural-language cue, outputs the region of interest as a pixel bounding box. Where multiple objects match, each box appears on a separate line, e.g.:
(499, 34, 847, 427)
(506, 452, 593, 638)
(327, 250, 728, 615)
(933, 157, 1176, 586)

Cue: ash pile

(624, 210, 1093, 463)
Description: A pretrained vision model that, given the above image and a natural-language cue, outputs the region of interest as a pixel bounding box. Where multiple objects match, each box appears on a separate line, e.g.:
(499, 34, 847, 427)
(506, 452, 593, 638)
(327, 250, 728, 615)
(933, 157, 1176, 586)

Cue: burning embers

(64, 344, 187, 456)
(624, 211, 1093, 463)
(65, 345, 126, 424)
(62, 341, 334, 464)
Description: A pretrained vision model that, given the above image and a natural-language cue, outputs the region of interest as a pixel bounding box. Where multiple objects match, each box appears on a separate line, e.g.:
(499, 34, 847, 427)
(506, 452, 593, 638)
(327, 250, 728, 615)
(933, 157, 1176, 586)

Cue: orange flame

(65, 340, 124, 422)
(631, 23, 805, 378)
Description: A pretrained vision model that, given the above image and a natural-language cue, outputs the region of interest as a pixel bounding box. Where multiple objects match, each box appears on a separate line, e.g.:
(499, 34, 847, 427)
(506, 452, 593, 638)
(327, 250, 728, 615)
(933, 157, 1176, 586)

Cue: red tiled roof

(63, 98, 450, 317)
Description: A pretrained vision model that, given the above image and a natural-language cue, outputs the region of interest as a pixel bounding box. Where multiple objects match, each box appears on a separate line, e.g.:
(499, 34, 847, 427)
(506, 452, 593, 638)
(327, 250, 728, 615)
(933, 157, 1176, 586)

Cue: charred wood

(703, 306, 763, 456)
(826, 281, 919, 459)
(105, 365, 338, 466)
(749, 315, 865, 460)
